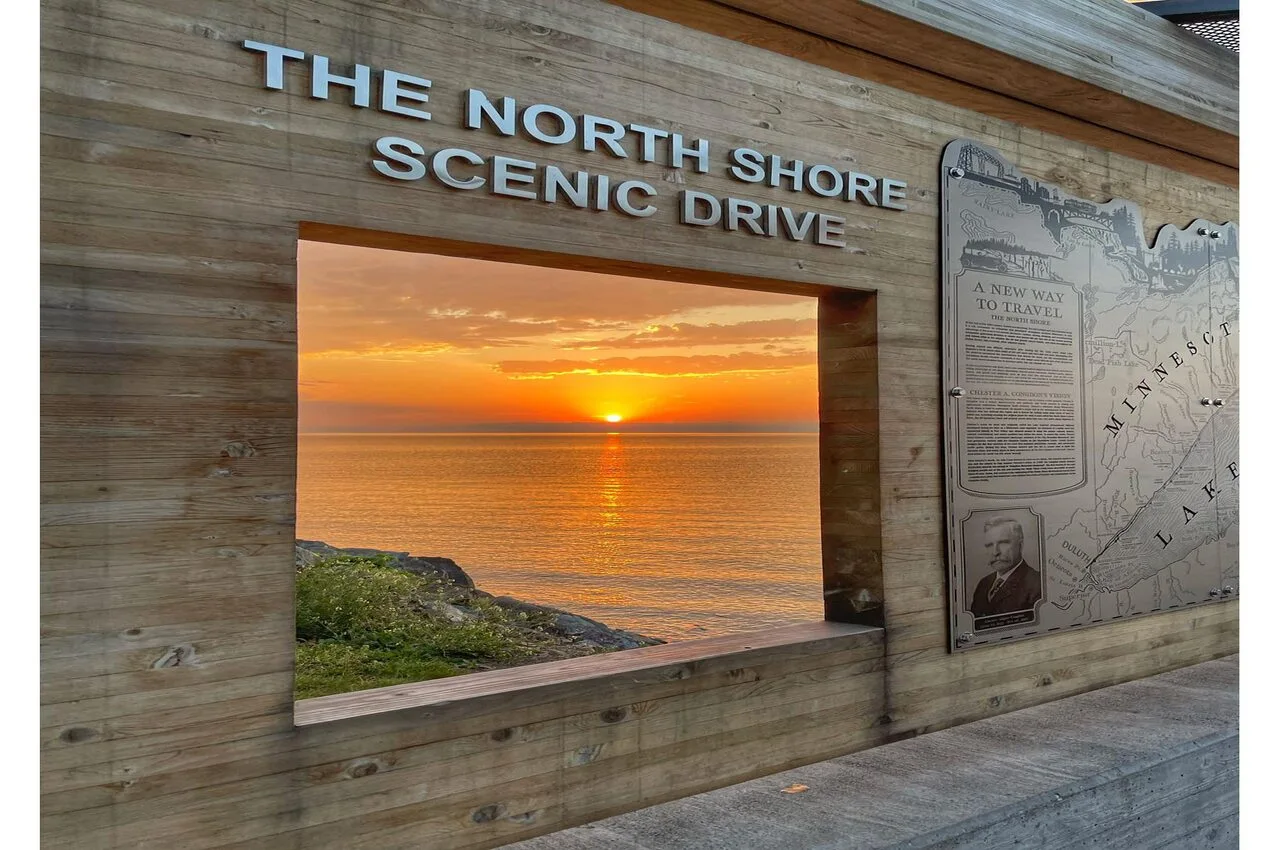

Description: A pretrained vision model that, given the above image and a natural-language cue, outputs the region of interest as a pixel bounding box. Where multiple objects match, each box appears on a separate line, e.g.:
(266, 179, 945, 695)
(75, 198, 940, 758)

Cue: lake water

(296, 433, 823, 641)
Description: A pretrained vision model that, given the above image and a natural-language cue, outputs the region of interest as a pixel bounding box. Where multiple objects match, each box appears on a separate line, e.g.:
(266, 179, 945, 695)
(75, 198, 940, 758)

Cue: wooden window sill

(294, 620, 883, 729)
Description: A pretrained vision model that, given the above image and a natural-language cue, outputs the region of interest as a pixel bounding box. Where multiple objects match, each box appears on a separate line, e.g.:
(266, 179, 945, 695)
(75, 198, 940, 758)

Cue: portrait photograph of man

(962, 511, 1043, 630)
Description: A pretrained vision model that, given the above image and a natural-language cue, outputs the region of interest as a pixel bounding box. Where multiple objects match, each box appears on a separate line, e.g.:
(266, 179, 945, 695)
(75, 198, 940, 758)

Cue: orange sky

(298, 241, 818, 432)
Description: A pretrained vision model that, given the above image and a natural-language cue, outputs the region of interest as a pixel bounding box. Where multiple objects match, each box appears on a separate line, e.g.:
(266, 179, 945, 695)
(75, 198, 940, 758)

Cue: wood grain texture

(613, 0, 1237, 186)
(296, 622, 878, 726)
(819, 290, 884, 625)
(41, 0, 1237, 847)
(712, 0, 1238, 163)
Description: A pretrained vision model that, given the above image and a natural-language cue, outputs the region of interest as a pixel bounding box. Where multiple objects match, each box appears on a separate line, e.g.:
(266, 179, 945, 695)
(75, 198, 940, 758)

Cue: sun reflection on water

(597, 433, 626, 531)
(298, 433, 824, 640)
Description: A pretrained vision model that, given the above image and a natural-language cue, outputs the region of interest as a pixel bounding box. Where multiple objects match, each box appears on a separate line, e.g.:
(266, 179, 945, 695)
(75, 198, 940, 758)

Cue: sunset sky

(298, 241, 818, 432)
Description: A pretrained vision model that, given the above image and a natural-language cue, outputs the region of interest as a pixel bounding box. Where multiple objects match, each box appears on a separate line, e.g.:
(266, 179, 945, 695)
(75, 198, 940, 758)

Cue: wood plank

(295, 622, 879, 726)
(43, 639, 887, 804)
(292, 640, 886, 759)
(611, 0, 1236, 185)
(42, 654, 886, 832)
(711, 0, 1237, 159)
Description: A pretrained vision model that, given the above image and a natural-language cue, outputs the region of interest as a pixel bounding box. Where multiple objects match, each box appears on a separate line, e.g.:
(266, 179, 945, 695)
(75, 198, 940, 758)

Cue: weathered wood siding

(40, 0, 1238, 847)
(716, 0, 1240, 163)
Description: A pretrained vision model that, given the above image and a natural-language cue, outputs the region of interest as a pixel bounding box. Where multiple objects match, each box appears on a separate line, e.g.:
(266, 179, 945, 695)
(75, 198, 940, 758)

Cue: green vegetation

(295, 642, 459, 699)
(294, 554, 557, 699)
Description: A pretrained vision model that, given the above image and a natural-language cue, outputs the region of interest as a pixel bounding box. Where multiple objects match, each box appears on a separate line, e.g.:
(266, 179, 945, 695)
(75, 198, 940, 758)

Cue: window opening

(295, 239, 822, 699)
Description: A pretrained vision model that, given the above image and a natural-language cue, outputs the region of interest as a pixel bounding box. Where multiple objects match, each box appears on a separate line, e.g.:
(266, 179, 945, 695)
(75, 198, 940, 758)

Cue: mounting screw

(950, 387, 966, 398)
(1209, 588, 1221, 598)
(1200, 398, 1212, 406)
(1222, 586, 1235, 595)
(948, 167, 965, 179)
(1197, 227, 1209, 236)
(1213, 398, 1224, 407)
(956, 632, 974, 645)
(1210, 230, 1222, 239)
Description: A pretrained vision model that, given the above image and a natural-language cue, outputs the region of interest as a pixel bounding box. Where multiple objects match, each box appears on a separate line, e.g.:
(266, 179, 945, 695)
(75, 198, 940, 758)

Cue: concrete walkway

(507, 656, 1238, 850)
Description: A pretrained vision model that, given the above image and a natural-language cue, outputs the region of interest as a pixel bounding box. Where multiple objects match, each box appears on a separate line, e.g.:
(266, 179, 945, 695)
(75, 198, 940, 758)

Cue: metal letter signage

(240, 40, 910, 249)
(940, 140, 1239, 651)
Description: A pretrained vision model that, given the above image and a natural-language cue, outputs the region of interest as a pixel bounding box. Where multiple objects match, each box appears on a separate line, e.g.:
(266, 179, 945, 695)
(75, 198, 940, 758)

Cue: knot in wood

(152, 644, 199, 669)
(490, 728, 514, 742)
(344, 759, 381, 779)
(59, 726, 99, 744)
(599, 707, 627, 724)
(221, 441, 258, 458)
(471, 804, 505, 824)
(570, 744, 604, 766)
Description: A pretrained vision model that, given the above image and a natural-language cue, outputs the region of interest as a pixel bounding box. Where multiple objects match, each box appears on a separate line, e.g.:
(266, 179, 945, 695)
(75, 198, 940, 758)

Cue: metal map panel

(940, 140, 1239, 651)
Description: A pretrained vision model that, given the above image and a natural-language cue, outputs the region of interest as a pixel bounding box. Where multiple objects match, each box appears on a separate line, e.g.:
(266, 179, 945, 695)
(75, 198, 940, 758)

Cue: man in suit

(970, 517, 1042, 619)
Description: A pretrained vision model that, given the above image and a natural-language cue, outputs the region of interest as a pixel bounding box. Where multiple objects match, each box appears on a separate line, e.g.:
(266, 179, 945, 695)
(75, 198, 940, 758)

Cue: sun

(604, 414, 623, 423)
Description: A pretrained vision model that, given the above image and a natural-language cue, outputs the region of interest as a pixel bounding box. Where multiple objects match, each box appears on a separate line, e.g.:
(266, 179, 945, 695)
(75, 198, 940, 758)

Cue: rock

(418, 599, 474, 624)
(295, 540, 475, 590)
(295, 539, 339, 567)
(296, 540, 664, 650)
(488, 595, 554, 619)
(490, 596, 664, 650)
(397, 555, 475, 591)
(555, 613, 659, 650)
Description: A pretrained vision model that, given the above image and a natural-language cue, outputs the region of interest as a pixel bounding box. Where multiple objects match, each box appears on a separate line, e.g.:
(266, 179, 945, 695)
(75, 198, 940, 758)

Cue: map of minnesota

(1085, 391, 1237, 594)
(940, 140, 1239, 651)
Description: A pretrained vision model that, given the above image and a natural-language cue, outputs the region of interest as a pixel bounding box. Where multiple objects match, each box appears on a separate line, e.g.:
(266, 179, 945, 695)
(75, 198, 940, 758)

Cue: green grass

(294, 642, 460, 700)
(294, 554, 557, 699)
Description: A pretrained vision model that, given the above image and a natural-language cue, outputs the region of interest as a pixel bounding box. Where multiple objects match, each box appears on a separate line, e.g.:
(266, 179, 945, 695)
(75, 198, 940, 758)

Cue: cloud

(304, 342, 457, 360)
(298, 241, 814, 353)
(562, 317, 817, 350)
(495, 351, 816, 379)
(297, 242, 821, 429)
(301, 312, 637, 356)
(298, 399, 471, 431)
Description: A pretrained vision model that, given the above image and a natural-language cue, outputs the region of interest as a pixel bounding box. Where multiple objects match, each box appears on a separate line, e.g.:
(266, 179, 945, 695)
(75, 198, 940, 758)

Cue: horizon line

(300, 424, 820, 436)
(298, 431, 822, 435)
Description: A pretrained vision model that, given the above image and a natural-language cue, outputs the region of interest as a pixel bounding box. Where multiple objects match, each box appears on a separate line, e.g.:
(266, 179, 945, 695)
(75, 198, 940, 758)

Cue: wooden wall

(40, 0, 1238, 847)
(714, 0, 1239, 164)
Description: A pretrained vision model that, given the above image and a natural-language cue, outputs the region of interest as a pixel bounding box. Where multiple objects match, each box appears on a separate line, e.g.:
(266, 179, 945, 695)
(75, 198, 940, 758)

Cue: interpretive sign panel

(941, 140, 1240, 651)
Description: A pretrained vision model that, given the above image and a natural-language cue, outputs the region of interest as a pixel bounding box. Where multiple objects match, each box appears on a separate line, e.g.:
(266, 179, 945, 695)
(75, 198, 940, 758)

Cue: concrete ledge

(505, 656, 1238, 849)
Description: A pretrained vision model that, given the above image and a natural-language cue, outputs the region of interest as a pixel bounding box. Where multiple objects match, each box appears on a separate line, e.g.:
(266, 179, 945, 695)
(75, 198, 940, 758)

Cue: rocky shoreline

(295, 540, 666, 664)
